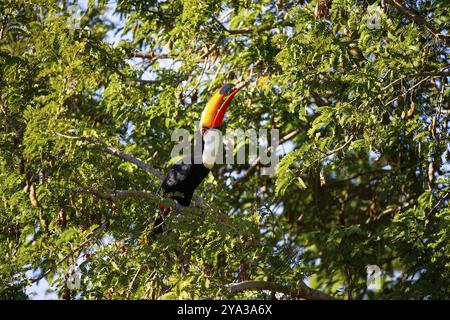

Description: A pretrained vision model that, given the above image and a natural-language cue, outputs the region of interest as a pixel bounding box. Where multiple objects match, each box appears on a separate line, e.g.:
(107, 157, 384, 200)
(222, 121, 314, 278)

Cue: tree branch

(212, 15, 274, 35)
(385, 0, 450, 45)
(103, 146, 210, 207)
(311, 91, 328, 107)
(130, 43, 217, 62)
(225, 280, 337, 300)
(226, 27, 261, 35)
(86, 189, 157, 201)
(50, 133, 211, 208)
(320, 134, 355, 158)
(104, 146, 165, 180)
(130, 52, 177, 60)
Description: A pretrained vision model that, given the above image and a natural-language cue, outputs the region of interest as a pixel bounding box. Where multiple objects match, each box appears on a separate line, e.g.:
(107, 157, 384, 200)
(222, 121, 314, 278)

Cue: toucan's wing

(160, 155, 210, 207)
(160, 161, 194, 191)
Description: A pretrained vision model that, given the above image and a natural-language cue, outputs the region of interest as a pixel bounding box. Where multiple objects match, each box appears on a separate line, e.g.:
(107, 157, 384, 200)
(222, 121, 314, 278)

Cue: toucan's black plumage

(160, 143, 210, 206)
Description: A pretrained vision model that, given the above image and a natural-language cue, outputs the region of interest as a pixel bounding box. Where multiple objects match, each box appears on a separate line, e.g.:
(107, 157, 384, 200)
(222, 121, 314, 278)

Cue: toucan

(152, 83, 242, 234)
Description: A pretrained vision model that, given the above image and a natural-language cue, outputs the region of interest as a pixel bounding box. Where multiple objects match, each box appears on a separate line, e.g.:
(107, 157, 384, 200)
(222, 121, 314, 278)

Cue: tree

(0, 0, 448, 300)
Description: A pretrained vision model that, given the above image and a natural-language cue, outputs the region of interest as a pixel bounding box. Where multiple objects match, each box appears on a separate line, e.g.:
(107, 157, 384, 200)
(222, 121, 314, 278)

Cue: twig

(86, 189, 158, 201)
(208, 61, 224, 91)
(240, 129, 300, 181)
(225, 280, 336, 300)
(213, 16, 274, 35)
(30, 218, 110, 284)
(381, 69, 450, 92)
(184, 56, 210, 100)
(309, 134, 355, 168)
(426, 191, 449, 219)
(130, 53, 177, 60)
(385, 76, 431, 106)
(53, 131, 85, 140)
(199, 43, 217, 60)
(126, 265, 143, 299)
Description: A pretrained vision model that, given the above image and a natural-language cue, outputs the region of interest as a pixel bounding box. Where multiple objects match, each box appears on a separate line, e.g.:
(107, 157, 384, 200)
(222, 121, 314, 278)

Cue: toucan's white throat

(202, 129, 221, 170)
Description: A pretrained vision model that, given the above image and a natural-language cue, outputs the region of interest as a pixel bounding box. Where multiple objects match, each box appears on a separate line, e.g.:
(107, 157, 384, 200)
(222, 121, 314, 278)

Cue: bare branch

(226, 27, 260, 35)
(385, 76, 431, 106)
(130, 52, 177, 60)
(311, 91, 328, 107)
(131, 43, 217, 62)
(50, 133, 211, 208)
(321, 134, 355, 158)
(212, 15, 274, 35)
(104, 146, 165, 180)
(225, 280, 337, 300)
(87, 189, 157, 201)
(126, 265, 143, 299)
(53, 131, 85, 140)
(199, 43, 217, 60)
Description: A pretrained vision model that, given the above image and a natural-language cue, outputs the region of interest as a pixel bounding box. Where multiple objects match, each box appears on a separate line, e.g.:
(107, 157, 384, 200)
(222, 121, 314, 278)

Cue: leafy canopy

(0, 0, 449, 299)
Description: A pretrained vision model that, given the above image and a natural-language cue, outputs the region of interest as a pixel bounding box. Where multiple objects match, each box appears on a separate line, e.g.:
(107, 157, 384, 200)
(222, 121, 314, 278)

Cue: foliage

(0, 0, 448, 299)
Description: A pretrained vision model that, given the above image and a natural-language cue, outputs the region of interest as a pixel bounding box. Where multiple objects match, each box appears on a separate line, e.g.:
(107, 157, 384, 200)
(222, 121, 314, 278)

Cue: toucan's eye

(219, 84, 235, 95)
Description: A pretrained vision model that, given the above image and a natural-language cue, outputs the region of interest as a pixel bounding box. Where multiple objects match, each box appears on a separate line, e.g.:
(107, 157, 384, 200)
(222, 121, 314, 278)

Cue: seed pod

(191, 90, 198, 103)
(211, 49, 218, 62)
(369, 199, 377, 218)
(38, 210, 47, 229)
(57, 208, 67, 229)
(61, 282, 71, 300)
(167, 39, 173, 51)
(428, 162, 434, 184)
(401, 110, 406, 119)
(428, 116, 436, 137)
(407, 102, 415, 118)
(320, 168, 326, 187)
(349, 48, 364, 61)
(315, 0, 333, 20)
(29, 183, 40, 208)
(23, 179, 30, 193)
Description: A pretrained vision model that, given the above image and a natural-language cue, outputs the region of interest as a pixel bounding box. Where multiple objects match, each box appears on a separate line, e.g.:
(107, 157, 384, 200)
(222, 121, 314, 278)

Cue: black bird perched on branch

(152, 83, 242, 235)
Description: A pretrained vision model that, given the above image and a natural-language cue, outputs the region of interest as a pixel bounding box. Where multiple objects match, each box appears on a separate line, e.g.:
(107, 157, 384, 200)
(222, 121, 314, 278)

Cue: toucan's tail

(150, 204, 171, 236)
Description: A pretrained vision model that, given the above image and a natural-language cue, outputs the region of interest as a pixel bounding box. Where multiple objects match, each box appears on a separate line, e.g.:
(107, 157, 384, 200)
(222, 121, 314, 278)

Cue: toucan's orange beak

(200, 83, 241, 134)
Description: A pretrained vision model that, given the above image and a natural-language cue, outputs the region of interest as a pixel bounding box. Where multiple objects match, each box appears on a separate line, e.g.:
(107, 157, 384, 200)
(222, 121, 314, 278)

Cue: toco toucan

(152, 83, 242, 234)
